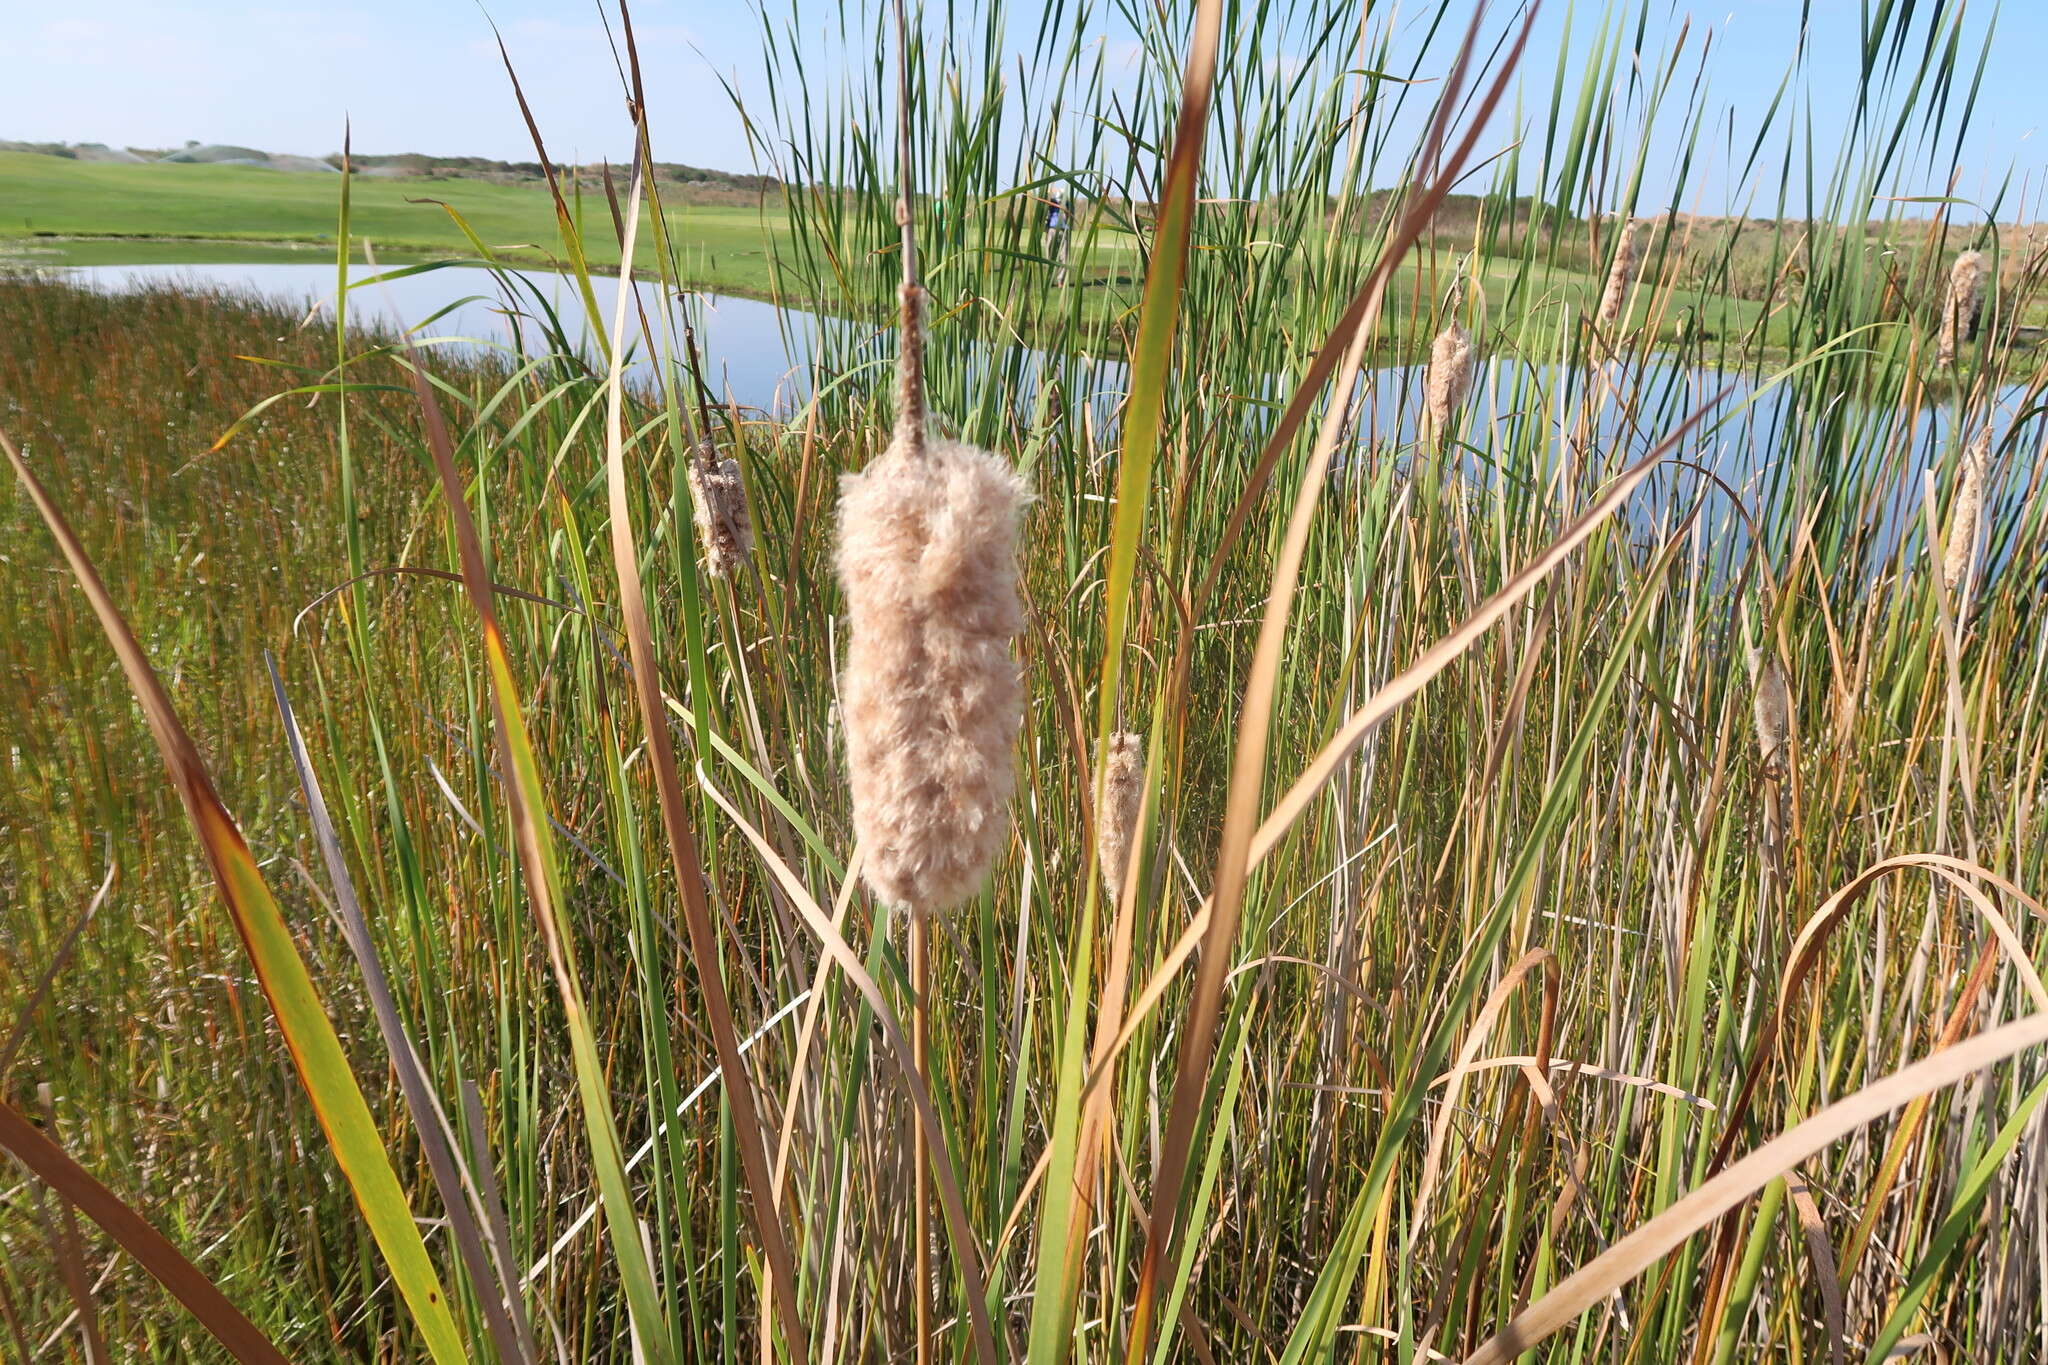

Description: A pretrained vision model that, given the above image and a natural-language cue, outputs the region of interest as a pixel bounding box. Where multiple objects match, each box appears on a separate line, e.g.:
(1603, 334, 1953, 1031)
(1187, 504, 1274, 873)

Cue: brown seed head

(1937, 250, 1989, 366)
(838, 432, 1030, 915)
(1096, 731, 1144, 904)
(1425, 317, 1476, 437)
(687, 442, 754, 578)
(1943, 427, 1989, 598)
(1748, 642, 1793, 778)
(1599, 221, 1639, 325)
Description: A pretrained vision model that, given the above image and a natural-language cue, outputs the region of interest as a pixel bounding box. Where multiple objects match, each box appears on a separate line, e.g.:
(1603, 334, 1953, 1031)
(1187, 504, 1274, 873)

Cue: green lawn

(0, 150, 787, 293)
(0, 150, 1774, 349)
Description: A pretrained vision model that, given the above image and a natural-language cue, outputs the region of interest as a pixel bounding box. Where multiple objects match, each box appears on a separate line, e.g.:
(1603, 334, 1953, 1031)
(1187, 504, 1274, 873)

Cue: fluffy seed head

(1096, 732, 1144, 904)
(1748, 643, 1793, 777)
(1937, 250, 1989, 366)
(1599, 221, 1639, 325)
(1425, 317, 1476, 437)
(838, 433, 1030, 915)
(687, 442, 754, 578)
(1943, 428, 1989, 598)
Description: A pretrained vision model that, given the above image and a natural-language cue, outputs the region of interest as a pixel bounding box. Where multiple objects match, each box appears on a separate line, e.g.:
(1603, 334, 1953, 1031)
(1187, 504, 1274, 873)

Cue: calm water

(56, 260, 2036, 574)
(60, 262, 830, 413)
(55, 259, 2024, 442)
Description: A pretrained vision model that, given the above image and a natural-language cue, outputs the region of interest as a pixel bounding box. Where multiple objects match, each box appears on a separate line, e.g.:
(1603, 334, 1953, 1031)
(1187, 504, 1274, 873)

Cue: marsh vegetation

(4, 2, 2048, 1363)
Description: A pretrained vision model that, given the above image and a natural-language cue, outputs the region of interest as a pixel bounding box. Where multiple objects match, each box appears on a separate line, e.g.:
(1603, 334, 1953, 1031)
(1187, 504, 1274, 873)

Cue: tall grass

(6, 1, 2048, 1363)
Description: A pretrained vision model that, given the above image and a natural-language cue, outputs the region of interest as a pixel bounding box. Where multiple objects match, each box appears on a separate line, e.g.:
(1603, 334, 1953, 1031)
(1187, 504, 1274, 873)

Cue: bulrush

(1936, 250, 1989, 366)
(1424, 315, 1476, 438)
(1748, 637, 1794, 880)
(1749, 644, 1793, 776)
(1598, 219, 1639, 325)
(686, 439, 754, 578)
(837, 283, 1030, 915)
(1943, 427, 1990, 598)
(1096, 731, 1144, 903)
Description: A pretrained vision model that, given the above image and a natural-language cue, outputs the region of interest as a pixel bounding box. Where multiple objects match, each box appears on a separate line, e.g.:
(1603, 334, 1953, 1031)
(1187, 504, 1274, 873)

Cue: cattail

(838, 284, 1030, 915)
(1424, 316, 1476, 437)
(1096, 732, 1144, 903)
(1747, 638, 1793, 884)
(1598, 220, 1639, 325)
(686, 440, 753, 578)
(1943, 427, 1990, 598)
(1748, 641, 1793, 776)
(1936, 250, 1988, 367)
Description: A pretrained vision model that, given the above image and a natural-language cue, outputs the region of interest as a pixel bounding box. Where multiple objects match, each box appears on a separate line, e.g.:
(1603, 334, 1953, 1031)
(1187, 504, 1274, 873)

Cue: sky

(4, 2, 2046, 214)
(1, 3, 763, 168)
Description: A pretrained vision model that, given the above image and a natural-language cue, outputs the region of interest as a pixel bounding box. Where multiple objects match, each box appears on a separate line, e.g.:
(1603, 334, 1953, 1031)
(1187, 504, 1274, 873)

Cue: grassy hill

(0, 150, 786, 291)
(0, 150, 1874, 353)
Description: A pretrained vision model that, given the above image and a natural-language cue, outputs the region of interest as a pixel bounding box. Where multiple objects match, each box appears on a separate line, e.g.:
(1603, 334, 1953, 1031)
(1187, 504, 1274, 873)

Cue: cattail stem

(909, 909, 933, 1365)
(891, 9, 936, 1361)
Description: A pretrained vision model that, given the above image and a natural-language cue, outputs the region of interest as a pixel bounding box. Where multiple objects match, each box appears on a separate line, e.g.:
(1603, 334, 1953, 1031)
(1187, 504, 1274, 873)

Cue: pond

(57, 261, 828, 414)
(52, 259, 2036, 578)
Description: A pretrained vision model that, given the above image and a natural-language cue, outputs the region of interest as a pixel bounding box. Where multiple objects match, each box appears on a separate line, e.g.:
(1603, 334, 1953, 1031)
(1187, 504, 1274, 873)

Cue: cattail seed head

(1096, 732, 1144, 904)
(1598, 221, 1639, 325)
(838, 427, 1030, 916)
(1425, 317, 1476, 438)
(1943, 428, 1989, 598)
(1936, 250, 1989, 367)
(1748, 642, 1793, 778)
(687, 441, 754, 578)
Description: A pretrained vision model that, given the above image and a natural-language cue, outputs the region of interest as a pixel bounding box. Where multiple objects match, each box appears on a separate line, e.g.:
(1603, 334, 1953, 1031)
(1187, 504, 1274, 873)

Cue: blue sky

(3, 2, 2043, 213)
(1, 3, 764, 167)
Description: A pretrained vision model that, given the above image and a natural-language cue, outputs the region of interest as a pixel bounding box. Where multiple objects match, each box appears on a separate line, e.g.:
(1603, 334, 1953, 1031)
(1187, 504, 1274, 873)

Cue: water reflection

(59, 259, 2035, 581)
(62, 261, 826, 413)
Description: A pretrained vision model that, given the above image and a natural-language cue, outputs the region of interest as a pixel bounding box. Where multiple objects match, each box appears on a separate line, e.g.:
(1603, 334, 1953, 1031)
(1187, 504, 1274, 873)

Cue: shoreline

(12, 230, 2018, 380)
(0, 231, 789, 302)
